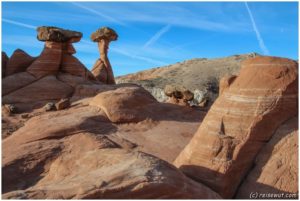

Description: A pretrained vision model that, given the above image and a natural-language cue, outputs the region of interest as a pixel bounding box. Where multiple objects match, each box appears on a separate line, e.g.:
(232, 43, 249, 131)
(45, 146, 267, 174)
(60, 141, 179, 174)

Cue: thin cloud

(2, 18, 36, 29)
(80, 39, 167, 65)
(71, 2, 127, 26)
(143, 24, 171, 49)
(244, 2, 270, 55)
(111, 48, 167, 66)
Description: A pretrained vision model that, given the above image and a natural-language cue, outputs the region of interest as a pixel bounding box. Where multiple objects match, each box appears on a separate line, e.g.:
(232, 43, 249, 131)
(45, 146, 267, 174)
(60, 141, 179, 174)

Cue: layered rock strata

(5, 49, 35, 76)
(174, 56, 298, 198)
(2, 51, 9, 77)
(236, 116, 298, 198)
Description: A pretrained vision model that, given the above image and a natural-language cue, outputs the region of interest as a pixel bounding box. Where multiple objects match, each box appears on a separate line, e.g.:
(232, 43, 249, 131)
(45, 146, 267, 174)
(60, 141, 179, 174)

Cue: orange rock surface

(174, 56, 298, 198)
(5, 49, 35, 76)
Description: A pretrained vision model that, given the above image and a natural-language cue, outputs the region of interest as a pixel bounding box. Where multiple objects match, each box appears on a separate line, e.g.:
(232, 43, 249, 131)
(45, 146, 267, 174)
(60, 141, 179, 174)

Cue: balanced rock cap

(90, 27, 118, 42)
(37, 26, 82, 43)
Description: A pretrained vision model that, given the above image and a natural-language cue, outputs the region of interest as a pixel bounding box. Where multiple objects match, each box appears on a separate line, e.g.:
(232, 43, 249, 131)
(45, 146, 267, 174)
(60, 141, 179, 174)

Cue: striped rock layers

(174, 56, 298, 198)
(60, 44, 95, 80)
(26, 26, 95, 80)
(5, 49, 35, 76)
(27, 42, 63, 78)
(2, 51, 8, 77)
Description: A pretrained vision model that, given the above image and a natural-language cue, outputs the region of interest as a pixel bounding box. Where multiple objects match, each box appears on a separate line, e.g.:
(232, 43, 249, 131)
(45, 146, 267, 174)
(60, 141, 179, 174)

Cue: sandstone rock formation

(236, 116, 298, 198)
(5, 49, 35, 76)
(90, 26, 117, 84)
(2, 51, 9, 77)
(3, 25, 298, 199)
(174, 56, 298, 198)
(26, 26, 94, 79)
(2, 101, 219, 199)
(91, 59, 109, 83)
(2, 26, 97, 106)
(26, 41, 64, 78)
(61, 54, 94, 78)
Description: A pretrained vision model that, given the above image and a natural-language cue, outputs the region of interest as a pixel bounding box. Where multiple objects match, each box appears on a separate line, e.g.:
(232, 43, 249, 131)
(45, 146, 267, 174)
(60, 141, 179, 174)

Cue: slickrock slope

(2, 87, 219, 199)
(3, 75, 74, 104)
(174, 56, 298, 198)
(236, 116, 298, 198)
(2, 72, 37, 96)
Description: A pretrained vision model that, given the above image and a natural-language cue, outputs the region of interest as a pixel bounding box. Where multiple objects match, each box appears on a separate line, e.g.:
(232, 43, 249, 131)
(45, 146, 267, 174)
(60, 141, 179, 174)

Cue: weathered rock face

(236, 116, 298, 199)
(90, 84, 158, 123)
(26, 42, 63, 78)
(2, 51, 9, 77)
(57, 73, 93, 88)
(2, 72, 37, 96)
(61, 54, 91, 78)
(91, 59, 109, 83)
(219, 74, 237, 95)
(37, 26, 82, 43)
(2, 105, 220, 199)
(3, 75, 74, 104)
(5, 49, 35, 76)
(174, 56, 298, 198)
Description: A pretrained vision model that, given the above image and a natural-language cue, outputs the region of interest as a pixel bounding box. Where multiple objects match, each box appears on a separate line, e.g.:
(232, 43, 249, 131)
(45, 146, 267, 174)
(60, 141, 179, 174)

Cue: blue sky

(2, 1, 298, 76)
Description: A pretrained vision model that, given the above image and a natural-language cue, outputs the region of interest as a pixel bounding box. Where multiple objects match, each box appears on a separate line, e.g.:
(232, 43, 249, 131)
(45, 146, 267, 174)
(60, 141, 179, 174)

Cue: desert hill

(1, 26, 298, 199)
(116, 53, 259, 103)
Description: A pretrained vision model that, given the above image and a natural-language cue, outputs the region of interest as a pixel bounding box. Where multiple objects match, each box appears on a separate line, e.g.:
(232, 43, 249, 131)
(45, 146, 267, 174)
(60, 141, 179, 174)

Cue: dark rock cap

(90, 27, 118, 42)
(37, 26, 82, 43)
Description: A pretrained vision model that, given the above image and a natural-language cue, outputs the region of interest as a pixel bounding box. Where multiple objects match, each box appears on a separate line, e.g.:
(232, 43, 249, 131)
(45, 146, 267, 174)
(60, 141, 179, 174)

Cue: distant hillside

(116, 53, 259, 103)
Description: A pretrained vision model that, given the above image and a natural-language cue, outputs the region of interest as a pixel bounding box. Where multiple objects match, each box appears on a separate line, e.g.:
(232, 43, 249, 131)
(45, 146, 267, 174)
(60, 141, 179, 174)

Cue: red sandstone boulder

(2, 72, 37, 96)
(26, 42, 63, 78)
(2, 75, 74, 104)
(5, 49, 35, 76)
(90, 85, 158, 123)
(2, 51, 9, 77)
(174, 56, 298, 198)
(236, 116, 298, 198)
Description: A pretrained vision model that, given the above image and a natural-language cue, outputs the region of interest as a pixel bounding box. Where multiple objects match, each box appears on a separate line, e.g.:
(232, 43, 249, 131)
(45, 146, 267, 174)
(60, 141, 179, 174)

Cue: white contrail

(2, 18, 36, 30)
(244, 2, 270, 55)
(143, 24, 171, 49)
(71, 2, 127, 26)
